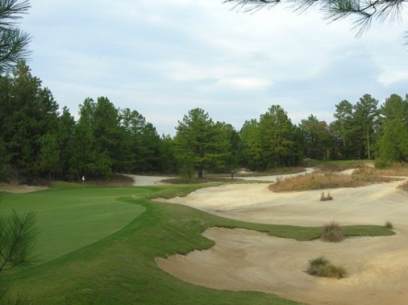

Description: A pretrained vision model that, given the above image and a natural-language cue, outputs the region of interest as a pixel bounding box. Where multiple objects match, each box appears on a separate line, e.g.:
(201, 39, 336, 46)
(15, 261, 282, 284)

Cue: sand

(157, 175, 408, 305)
(120, 174, 171, 186)
(0, 184, 48, 193)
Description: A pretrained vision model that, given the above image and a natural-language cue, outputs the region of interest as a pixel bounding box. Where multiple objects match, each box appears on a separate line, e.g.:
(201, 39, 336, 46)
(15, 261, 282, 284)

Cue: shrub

(307, 256, 347, 279)
(385, 221, 394, 229)
(321, 222, 344, 242)
(320, 191, 333, 201)
(375, 158, 392, 169)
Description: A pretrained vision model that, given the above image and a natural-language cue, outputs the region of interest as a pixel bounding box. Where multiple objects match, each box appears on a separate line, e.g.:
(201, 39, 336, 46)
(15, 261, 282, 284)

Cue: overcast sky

(20, 0, 408, 135)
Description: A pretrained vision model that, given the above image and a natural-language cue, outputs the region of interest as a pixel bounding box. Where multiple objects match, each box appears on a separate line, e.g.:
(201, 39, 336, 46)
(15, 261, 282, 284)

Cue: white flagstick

(82, 175, 85, 189)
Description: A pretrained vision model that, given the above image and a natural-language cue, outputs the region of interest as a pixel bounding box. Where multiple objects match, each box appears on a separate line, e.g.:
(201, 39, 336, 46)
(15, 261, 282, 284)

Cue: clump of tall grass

(375, 161, 408, 176)
(320, 191, 333, 201)
(307, 256, 347, 279)
(269, 167, 398, 192)
(385, 221, 394, 229)
(321, 222, 344, 242)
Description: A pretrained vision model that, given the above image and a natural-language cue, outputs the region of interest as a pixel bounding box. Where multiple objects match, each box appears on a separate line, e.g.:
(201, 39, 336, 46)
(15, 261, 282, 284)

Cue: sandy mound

(120, 174, 171, 186)
(157, 227, 408, 305)
(0, 184, 48, 193)
(158, 178, 408, 305)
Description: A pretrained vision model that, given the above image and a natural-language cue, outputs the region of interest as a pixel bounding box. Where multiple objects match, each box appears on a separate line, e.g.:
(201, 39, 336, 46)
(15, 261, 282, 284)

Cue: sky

(19, 0, 408, 135)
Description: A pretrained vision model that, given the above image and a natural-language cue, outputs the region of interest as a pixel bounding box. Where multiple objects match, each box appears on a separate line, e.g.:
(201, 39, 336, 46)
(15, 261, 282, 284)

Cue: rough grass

(321, 222, 344, 242)
(84, 173, 135, 187)
(304, 159, 369, 172)
(270, 167, 399, 192)
(2, 184, 394, 304)
(235, 167, 306, 177)
(163, 167, 306, 184)
(375, 160, 408, 175)
(307, 257, 347, 279)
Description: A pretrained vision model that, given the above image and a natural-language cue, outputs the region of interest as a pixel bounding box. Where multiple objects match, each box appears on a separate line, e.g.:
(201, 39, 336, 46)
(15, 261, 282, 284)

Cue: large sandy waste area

(157, 173, 408, 305)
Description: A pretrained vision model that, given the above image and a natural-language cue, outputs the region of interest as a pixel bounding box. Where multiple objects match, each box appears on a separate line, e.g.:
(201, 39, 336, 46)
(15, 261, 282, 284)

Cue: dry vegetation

(307, 256, 347, 279)
(234, 167, 306, 177)
(321, 222, 344, 242)
(88, 174, 135, 187)
(385, 221, 394, 230)
(375, 163, 408, 177)
(270, 167, 399, 192)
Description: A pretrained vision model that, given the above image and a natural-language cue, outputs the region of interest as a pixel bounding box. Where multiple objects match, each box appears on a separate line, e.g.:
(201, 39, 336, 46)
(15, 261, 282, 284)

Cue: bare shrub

(307, 256, 347, 279)
(321, 222, 344, 242)
(320, 191, 333, 201)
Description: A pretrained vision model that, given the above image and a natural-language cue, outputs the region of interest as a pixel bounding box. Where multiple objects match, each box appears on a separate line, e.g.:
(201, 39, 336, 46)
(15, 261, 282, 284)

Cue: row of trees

(2, 62, 408, 181)
(0, 61, 169, 182)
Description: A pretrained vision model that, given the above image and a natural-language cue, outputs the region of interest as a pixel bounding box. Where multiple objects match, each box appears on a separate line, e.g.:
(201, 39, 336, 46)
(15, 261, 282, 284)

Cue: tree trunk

(367, 127, 371, 159)
(198, 167, 203, 178)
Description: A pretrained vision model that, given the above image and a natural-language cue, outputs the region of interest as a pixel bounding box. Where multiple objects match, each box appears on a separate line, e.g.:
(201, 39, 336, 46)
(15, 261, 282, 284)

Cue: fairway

(2, 183, 394, 305)
(0, 186, 145, 262)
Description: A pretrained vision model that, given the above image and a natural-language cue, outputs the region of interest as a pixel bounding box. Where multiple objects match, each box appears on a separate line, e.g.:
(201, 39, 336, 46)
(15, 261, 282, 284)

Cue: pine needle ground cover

(1, 184, 393, 305)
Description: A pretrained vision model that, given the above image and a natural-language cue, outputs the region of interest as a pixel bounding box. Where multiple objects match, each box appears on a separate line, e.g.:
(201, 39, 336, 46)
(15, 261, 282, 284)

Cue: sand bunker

(121, 174, 171, 186)
(158, 178, 408, 305)
(0, 184, 48, 193)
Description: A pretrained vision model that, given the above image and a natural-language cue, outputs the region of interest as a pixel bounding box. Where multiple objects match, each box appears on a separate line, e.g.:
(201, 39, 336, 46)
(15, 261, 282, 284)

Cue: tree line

(1, 62, 408, 182)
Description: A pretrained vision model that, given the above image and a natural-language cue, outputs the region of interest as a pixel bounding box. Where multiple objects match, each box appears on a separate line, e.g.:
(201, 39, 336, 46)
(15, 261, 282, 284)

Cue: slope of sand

(0, 184, 48, 193)
(157, 178, 408, 305)
(120, 174, 171, 186)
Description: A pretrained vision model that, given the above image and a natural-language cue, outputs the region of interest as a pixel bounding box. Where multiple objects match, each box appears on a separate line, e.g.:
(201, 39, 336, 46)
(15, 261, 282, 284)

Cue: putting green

(0, 186, 145, 262)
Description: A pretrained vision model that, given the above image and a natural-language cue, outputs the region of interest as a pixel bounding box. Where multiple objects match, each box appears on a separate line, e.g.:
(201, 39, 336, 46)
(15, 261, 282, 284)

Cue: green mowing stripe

(0, 187, 146, 262)
(3, 184, 393, 305)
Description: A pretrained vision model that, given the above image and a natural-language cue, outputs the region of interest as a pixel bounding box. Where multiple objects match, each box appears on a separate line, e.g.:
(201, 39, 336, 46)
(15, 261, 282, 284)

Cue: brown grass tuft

(307, 256, 347, 279)
(320, 191, 333, 201)
(321, 222, 344, 242)
(375, 162, 408, 176)
(269, 167, 399, 192)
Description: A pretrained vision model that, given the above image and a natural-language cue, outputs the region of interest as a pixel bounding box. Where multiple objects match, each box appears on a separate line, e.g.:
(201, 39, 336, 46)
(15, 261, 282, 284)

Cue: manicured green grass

(0, 186, 147, 262)
(2, 184, 394, 304)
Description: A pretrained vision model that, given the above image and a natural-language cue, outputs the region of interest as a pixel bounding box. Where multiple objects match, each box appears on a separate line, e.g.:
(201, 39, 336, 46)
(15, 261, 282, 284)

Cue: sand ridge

(0, 184, 48, 193)
(158, 177, 408, 305)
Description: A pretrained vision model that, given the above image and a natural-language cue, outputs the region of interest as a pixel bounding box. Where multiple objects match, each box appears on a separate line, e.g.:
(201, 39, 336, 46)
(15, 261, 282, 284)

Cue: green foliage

(377, 94, 408, 162)
(0, 210, 37, 272)
(0, 208, 37, 303)
(225, 0, 406, 40)
(240, 105, 302, 171)
(331, 96, 379, 160)
(300, 115, 332, 160)
(175, 108, 230, 178)
(0, 0, 31, 74)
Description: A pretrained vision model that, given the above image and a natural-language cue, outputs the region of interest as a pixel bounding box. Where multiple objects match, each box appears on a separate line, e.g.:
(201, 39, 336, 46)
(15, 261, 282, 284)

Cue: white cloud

(217, 77, 272, 90)
(19, 0, 408, 135)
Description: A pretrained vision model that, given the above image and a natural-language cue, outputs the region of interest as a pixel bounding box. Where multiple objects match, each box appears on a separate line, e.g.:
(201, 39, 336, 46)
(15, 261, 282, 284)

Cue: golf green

(0, 186, 145, 262)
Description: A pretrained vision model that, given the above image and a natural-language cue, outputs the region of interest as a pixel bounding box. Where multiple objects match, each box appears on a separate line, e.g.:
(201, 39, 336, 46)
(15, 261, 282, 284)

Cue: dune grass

(2, 184, 394, 304)
(307, 257, 346, 279)
(270, 167, 399, 192)
(304, 159, 369, 171)
(321, 222, 344, 242)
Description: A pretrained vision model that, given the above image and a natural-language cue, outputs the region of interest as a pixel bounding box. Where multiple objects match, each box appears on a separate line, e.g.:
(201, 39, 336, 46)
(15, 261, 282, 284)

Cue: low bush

(321, 222, 344, 242)
(320, 191, 333, 201)
(385, 221, 394, 229)
(307, 256, 347, 279)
